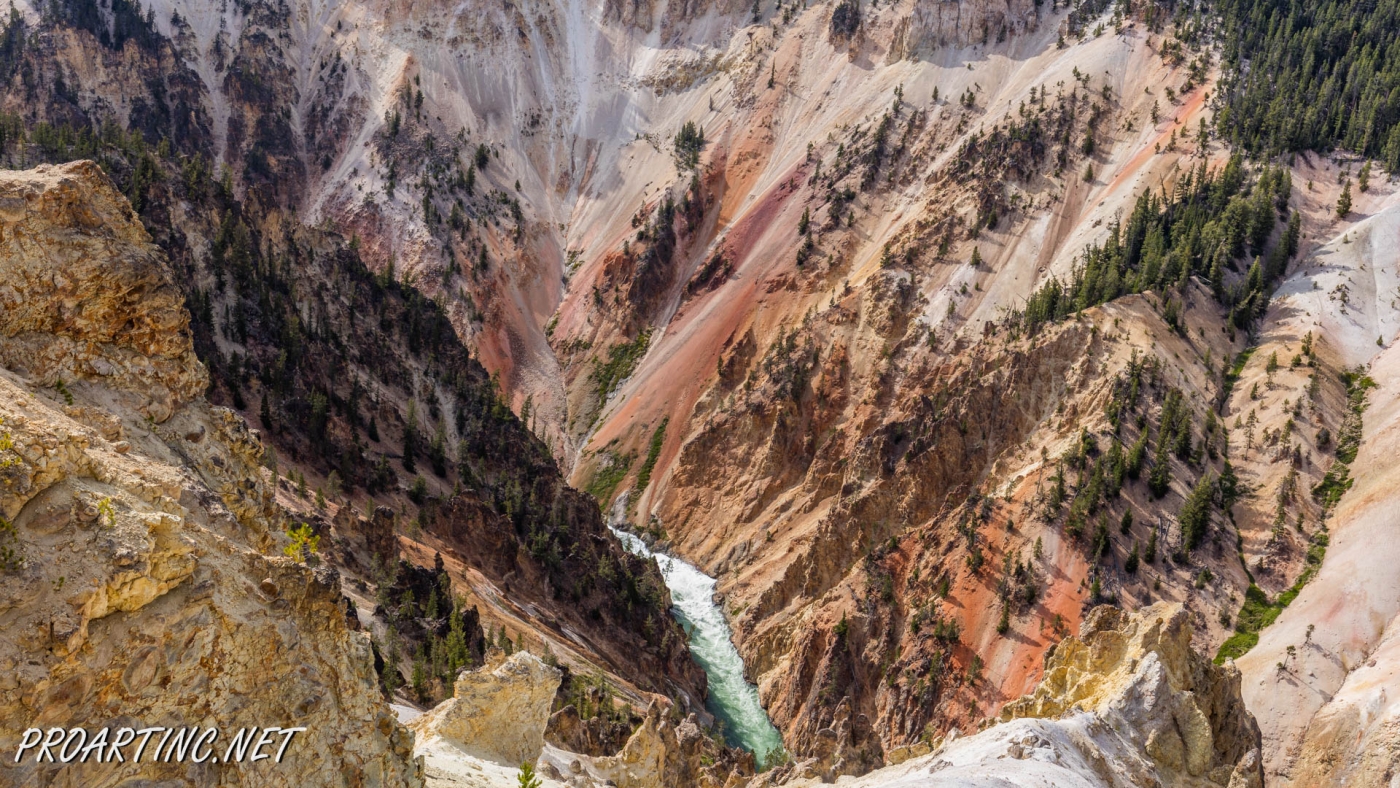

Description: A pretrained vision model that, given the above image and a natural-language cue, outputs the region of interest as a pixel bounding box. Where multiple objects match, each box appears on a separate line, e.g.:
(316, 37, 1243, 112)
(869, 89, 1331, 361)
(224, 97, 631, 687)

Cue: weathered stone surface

(0, 164, 420, 788)
(409, 651, 561, 767)
(580, 699, 751, 788)
(1001, 602, 1264, 787)
(781, 603, 1265, 788)
(888, 0, 1041, 59)
(331, 503, 401, 577)
(545, 701, 637, 758)
(0, 161, 206, 423)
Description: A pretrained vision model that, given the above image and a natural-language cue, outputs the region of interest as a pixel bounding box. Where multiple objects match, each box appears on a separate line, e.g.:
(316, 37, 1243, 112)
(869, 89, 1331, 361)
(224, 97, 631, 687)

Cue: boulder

(409, 651, 562, 767)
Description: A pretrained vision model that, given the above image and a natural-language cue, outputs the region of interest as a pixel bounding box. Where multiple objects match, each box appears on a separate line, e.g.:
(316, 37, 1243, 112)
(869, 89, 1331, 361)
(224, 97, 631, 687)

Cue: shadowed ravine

(611, 528, 786, 767)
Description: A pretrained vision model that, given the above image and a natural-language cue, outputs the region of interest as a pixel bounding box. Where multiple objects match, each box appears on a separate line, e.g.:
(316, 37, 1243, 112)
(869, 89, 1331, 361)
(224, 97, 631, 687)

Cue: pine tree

(402, 432, 417, 473)
(411, 657, 427, 700)
(1148, 443, 1171, 499)
(1092, 515, 1110, 562)
(429, 422, 448, 477)
(1178, 472, 1216, 551)
(1126, 430, 1148, 479)
(381, 631, 403, 694)
(1337, 179, 1352, 218)
(1218, 459, 1240, 511)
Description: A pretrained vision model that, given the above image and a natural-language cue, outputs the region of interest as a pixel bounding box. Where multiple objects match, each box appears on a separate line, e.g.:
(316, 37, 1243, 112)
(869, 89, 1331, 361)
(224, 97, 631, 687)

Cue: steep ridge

(537, 11, 1393, 778)
(0, 5, 708, 723)
(0, 162, 420, 787)
(561, 19, 1256, 765)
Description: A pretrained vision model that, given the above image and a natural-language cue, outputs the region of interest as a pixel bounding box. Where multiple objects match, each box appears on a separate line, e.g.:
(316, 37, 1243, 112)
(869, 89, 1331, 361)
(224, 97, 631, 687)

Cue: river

(611, 528, 786, 768)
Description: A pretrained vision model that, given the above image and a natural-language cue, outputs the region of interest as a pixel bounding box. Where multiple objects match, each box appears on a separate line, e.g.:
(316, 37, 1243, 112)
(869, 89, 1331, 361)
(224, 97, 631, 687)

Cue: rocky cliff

(0, 2, 707, 725)
(1001, 603, 1261, 787)
(0, 161, 206, 424)
(406, 650, 750, 788)
(0, 162, 420, 787)
(780, 603, 1264, 788)
(410, 651, 562, 767)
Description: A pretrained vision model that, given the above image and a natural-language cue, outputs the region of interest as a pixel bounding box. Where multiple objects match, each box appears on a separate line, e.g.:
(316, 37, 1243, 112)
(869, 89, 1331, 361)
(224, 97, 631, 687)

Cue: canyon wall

(0, 0, 1393, 781)
(0, 162, 421, 787)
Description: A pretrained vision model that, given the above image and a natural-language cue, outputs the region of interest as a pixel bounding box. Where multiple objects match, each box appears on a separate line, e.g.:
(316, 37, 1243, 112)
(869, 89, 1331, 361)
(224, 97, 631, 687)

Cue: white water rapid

(611, 528, 786, 768)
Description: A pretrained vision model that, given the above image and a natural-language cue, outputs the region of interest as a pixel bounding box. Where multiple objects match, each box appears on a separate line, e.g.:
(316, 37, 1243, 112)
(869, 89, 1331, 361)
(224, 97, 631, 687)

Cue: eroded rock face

(331, 503, 401, 578)
(889, 0, 1041, 59)
(0, 163, 420, 788)
(592, 700, 754, 788)
(0, 161, 206, 424)
(780, 603, 1264, 788)
(1002, 602, 1263, 788)
(409, 651, 562, 767)
(546, 701, 638, 757)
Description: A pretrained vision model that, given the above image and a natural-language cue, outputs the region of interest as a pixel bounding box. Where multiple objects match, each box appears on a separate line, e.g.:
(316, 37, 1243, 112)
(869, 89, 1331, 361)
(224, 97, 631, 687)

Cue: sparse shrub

(284, 523, 321, 564)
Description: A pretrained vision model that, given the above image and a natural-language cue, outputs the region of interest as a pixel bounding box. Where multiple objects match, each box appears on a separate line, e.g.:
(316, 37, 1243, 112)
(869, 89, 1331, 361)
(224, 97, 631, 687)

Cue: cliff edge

(0, 162, 421, 788)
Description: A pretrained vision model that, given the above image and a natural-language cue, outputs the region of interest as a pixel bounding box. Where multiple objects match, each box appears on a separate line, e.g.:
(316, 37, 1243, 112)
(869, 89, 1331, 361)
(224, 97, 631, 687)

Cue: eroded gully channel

(610, 527, 786, 767)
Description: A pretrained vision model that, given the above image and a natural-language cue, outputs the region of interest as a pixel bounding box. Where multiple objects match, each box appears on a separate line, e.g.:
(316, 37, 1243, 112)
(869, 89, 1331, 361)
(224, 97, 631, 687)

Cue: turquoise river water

(611, 528, 785, 767)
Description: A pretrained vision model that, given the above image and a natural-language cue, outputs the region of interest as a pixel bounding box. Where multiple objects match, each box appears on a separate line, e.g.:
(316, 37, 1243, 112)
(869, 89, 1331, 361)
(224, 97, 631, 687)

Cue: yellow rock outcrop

(409, 651, 562, 767)
(0, 161, 206, 423)
(1002, 602, 1263, 788)
(0, 163, 420, 788)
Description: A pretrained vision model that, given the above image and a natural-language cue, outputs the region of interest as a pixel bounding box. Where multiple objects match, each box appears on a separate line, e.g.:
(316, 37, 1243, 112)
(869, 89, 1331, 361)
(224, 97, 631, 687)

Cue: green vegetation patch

(1015, 158, 1297, 337)
(1217, 531, 1328, 663)
(674, 122, 706, 170)
(585, 451, 634, 507)
(1217, 0, 1400, 168)
(592, 329, 652, 405)
(633, 418, 668, 498)
(1311, 370, 1376, 507)
(1220, 348, 1256, 400)
(1310, 463, 1353, 510)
